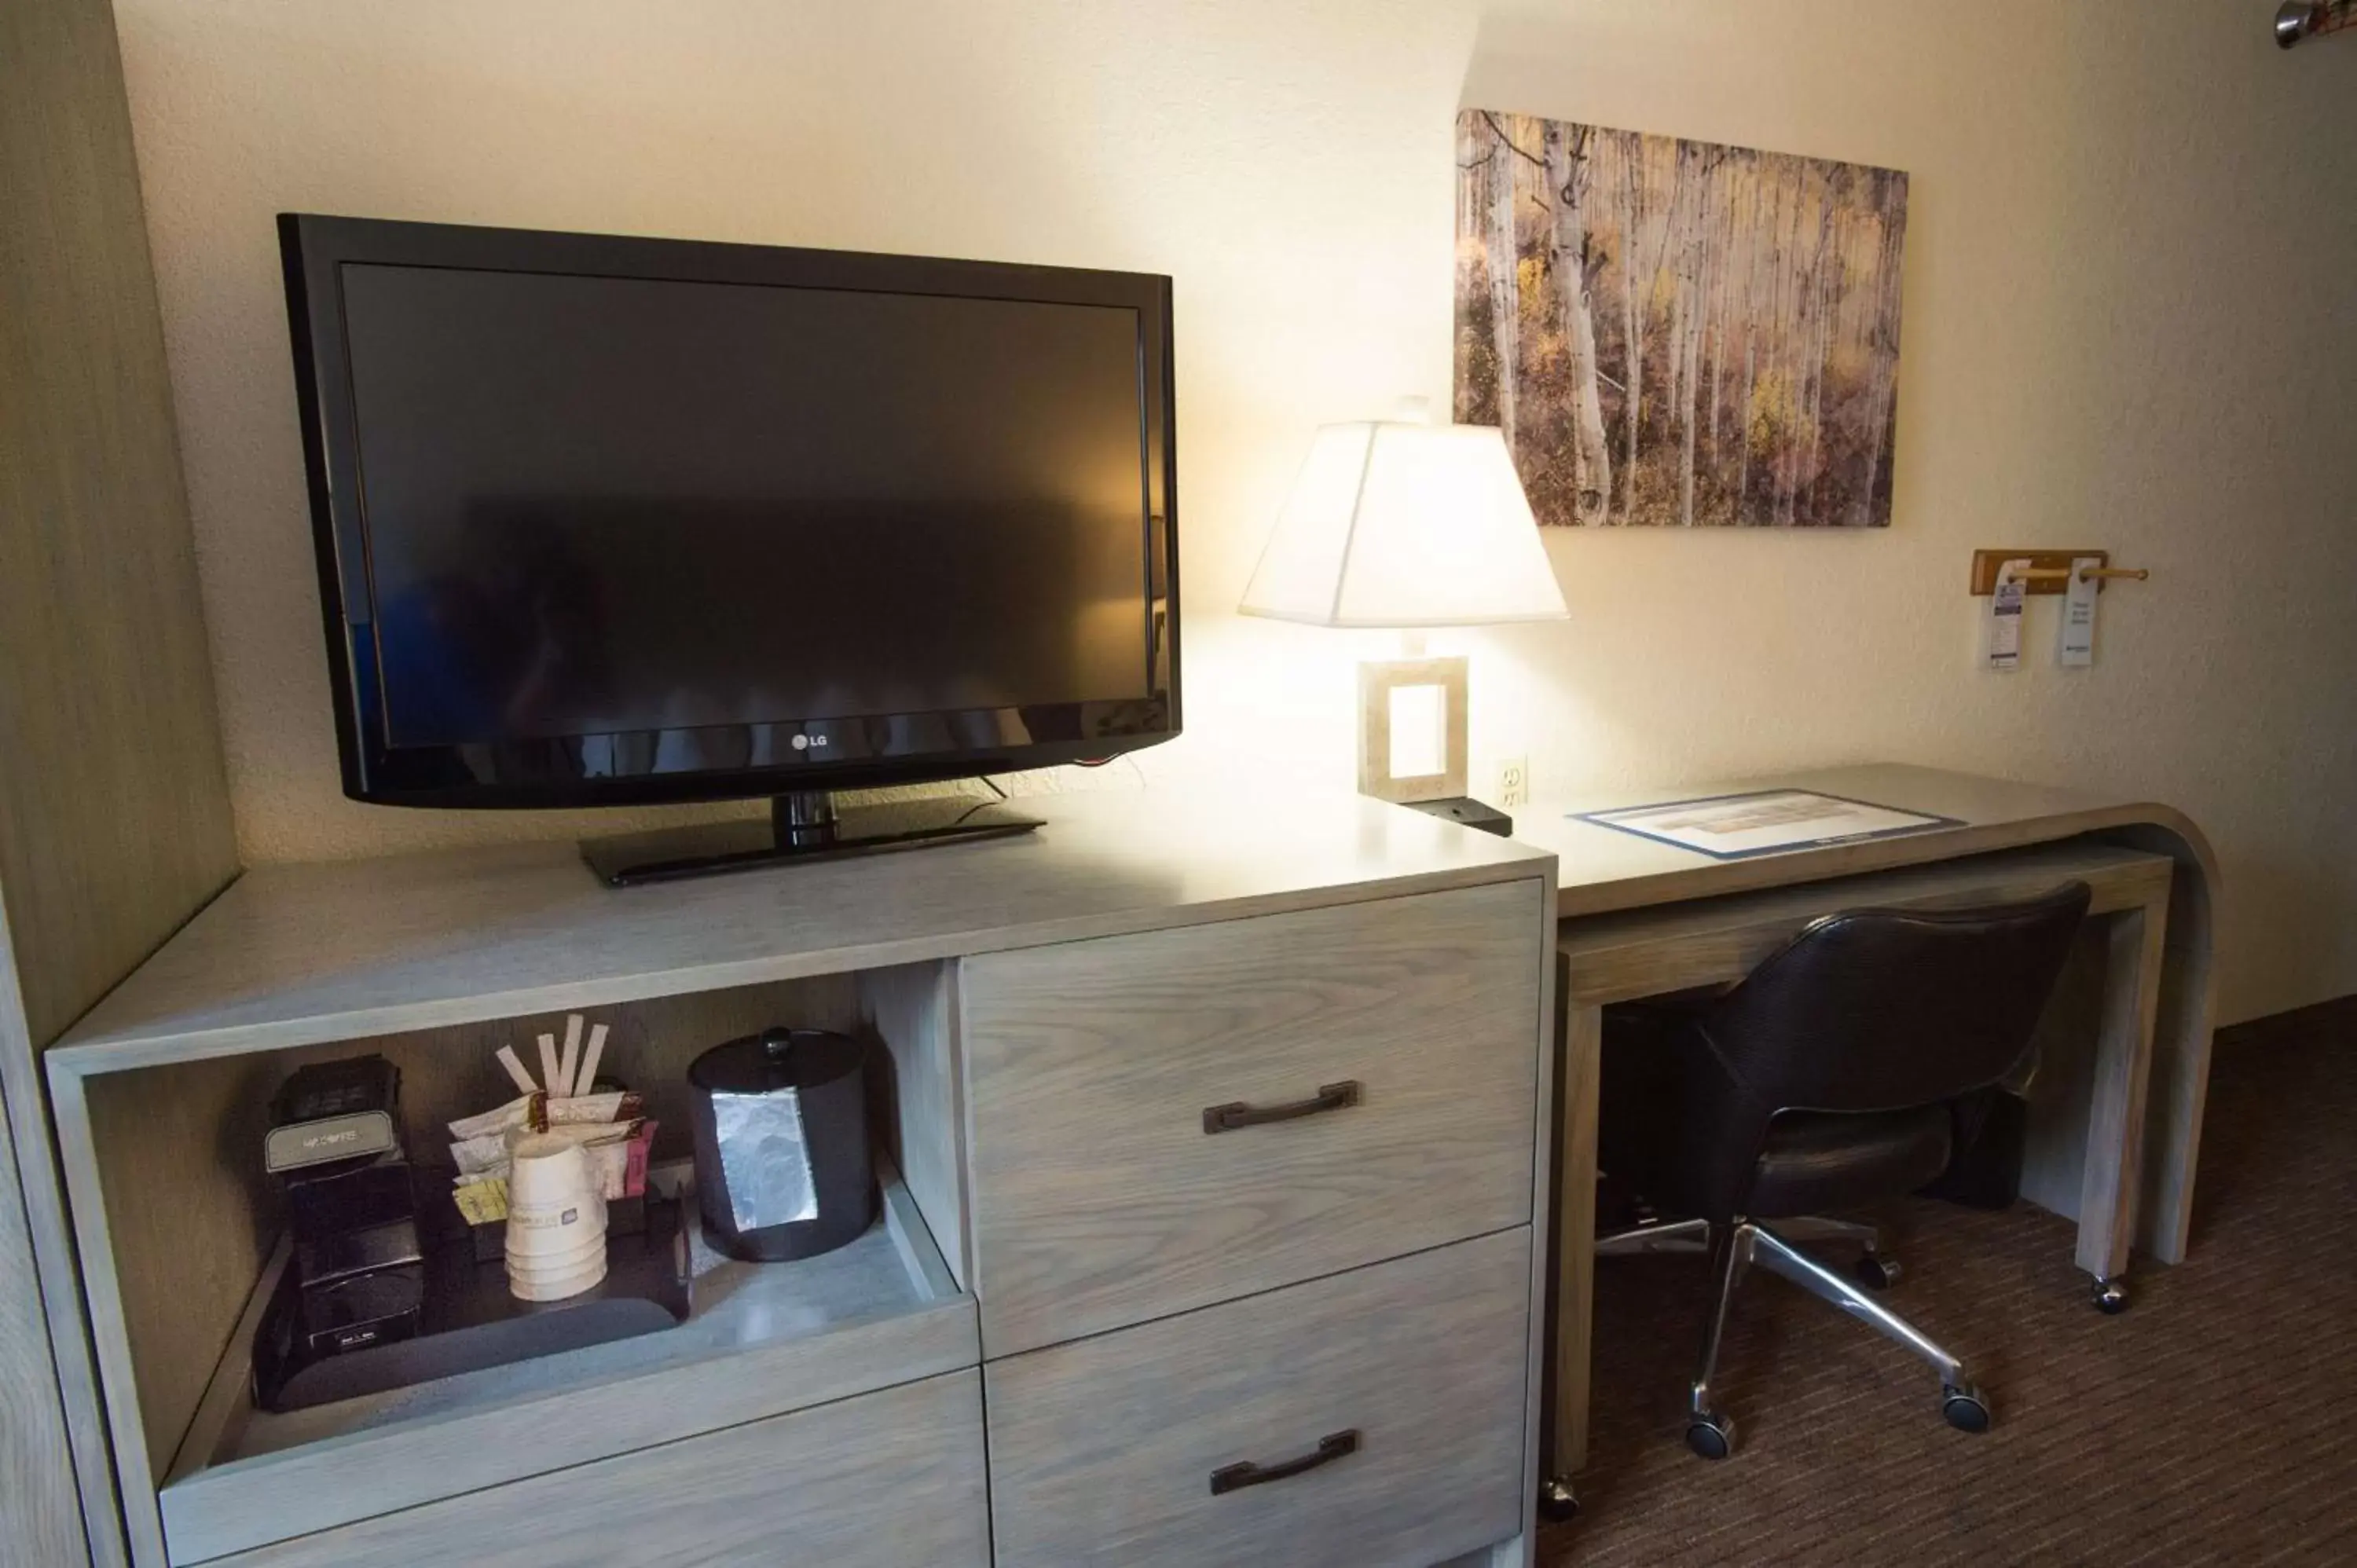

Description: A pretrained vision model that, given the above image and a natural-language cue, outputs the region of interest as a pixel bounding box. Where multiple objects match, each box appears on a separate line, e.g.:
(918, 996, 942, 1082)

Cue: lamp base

(1400, 796, 1513, 839)
(1357, 654, 1470, 804)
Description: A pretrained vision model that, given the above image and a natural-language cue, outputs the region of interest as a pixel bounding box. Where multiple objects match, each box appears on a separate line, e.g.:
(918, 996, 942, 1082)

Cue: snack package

(448, 1093, 543, 1142)
(526, 1118, 643, 1154)
(547, 1090, 644, 1127)
(451, 1134, 511, 1177)
(452, 1176, 510, 1225)
(581, 1120, 659, 1200)
(449, 1041, 651, 1212)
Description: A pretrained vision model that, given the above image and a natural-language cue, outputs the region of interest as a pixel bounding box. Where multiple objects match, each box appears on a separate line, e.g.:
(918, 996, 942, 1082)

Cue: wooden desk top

(53, 763, 2216, 1079)
(1516, 763, 2216, 920)
(52, 788, 1553, 1076)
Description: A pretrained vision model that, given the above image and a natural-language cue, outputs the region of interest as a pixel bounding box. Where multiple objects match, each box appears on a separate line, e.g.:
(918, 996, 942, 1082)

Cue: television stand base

(581, 791, 1043, 887)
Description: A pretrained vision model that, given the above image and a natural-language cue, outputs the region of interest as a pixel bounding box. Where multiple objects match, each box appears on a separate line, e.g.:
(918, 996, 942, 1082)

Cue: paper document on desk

(1577, 789, 1959, 860)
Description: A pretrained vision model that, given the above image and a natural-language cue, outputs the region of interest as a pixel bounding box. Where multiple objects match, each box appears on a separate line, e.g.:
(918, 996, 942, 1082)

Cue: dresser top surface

(53, 789, 1552, 1074)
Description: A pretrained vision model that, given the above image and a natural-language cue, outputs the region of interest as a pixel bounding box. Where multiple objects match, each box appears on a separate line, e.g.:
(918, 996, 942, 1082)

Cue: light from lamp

(1237, 419, 1568, 628)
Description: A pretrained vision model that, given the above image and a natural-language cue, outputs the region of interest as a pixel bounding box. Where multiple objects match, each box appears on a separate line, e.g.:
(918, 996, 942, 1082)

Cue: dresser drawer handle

(1201, 1080, 1362, 1135)
(1208, 1429, 1361, 1496)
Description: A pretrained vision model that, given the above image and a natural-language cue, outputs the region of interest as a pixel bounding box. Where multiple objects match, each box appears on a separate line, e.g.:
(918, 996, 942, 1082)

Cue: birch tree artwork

(1455, 111, 1909, 528)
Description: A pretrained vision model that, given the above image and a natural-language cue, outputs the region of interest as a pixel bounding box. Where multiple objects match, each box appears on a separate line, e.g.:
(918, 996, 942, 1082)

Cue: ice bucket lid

(688, 1027, 863, 1097)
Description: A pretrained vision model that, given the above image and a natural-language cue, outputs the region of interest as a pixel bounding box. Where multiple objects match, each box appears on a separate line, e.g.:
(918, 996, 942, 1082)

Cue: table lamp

(1238, 400, 1567, 832)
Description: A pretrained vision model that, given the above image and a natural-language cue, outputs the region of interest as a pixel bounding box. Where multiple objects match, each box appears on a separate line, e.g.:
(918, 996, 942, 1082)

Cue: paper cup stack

(505, 1134, 608, 1302)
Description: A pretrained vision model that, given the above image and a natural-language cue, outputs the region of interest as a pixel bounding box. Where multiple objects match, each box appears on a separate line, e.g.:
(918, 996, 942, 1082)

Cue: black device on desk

(267, 1056, 424, 1361)
(1403, 797, 1513, 837)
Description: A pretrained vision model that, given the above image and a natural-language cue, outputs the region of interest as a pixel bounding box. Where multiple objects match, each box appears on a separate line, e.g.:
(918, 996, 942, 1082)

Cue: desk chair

(1594, 881, 2091, 1460)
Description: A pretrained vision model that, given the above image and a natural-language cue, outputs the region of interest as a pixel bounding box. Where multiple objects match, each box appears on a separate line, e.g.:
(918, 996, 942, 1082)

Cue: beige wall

(114, 0, 2355, 1024)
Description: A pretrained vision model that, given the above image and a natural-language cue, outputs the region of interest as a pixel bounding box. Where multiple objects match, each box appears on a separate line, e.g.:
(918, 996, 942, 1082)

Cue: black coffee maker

(266, 1055, 424, 1358)
(687, 1028, 876, 1262)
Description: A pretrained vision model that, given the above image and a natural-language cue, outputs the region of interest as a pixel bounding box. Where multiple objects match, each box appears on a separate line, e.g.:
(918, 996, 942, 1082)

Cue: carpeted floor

(1538, 998, 2357, 1566)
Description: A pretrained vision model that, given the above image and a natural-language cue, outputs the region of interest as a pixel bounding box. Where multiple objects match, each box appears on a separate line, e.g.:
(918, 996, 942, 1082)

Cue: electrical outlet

(1497, 756, 1530, 809)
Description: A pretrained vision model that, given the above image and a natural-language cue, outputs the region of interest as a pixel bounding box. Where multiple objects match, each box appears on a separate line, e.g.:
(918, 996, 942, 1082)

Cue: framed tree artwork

(1455, 111, 1909, 528)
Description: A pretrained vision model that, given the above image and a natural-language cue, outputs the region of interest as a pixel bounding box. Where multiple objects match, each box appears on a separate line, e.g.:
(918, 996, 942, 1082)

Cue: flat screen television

(278, 214, 1178, 881)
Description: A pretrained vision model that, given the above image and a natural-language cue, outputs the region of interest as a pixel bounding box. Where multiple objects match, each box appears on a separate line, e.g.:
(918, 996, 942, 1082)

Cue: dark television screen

(344, 266, 1152, 749)
(280, 216, 1177, 806)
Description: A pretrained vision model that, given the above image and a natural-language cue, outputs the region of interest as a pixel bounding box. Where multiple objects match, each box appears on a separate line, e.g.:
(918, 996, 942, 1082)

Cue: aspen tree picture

(1455, 111, 1909, 528)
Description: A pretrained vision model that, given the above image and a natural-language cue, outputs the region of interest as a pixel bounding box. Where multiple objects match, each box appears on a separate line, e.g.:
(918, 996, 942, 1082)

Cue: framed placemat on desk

(1576, 789, 1963, 861)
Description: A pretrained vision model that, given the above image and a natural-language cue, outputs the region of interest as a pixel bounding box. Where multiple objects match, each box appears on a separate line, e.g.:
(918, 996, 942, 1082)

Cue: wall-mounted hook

(1970, 550, 2151, 595)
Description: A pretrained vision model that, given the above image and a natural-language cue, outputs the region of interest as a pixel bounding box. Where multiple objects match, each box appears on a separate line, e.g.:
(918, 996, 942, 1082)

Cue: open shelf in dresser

(150, 1164, 970, 1563)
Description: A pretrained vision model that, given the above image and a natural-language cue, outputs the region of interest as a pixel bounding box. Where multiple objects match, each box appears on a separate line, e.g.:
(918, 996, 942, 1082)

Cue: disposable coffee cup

(508, 1255, 607, 1292)
(506, 1231, 604, 1275)
(511, 1255, 608, 1302)
(506, 1133, 610, 1301)
(505, 1195, 606, 1257)
(508, 1136, 591, 1210)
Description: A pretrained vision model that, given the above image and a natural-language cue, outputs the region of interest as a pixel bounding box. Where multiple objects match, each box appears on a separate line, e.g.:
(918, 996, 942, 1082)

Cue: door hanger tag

(2058, 556, 2101, 667)
(1983, 559, 2030, 672)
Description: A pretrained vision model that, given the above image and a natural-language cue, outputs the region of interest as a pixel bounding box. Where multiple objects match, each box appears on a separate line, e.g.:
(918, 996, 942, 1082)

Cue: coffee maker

(266, 1056, 424, 1359)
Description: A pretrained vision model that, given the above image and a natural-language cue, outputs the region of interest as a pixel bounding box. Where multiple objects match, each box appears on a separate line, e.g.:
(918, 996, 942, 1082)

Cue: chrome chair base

(1600, 1214, 1985, 1458)
(1596, 1211, 1882, 1258)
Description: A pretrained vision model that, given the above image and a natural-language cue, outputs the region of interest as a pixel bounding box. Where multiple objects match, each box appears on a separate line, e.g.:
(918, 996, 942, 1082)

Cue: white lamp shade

(1238, 420, 1568, 628)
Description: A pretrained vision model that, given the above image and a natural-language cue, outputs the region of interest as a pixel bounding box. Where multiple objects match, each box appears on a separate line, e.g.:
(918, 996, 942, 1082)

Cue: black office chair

(1595, 881, 2091, 1460)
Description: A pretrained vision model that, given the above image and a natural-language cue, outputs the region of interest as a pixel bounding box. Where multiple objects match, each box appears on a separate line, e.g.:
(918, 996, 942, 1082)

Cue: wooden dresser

(45, 790, 1556, 1568)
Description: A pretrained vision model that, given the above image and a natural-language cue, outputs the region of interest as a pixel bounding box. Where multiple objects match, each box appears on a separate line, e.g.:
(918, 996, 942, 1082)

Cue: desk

(1513, 764, 2219, 1504)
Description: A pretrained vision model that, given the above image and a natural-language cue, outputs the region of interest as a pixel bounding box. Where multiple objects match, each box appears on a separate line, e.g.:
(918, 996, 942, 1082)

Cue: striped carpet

(1539, 998, 2357, 1566)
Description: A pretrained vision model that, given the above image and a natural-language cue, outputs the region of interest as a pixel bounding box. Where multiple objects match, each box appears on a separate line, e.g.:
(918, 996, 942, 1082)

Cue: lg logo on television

(790, 735, 829, 751)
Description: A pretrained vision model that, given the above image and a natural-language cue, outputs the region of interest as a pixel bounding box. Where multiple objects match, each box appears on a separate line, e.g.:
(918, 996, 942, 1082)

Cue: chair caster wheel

(1849, 1251, 1901, 1291)
(1941, 1383, 1992, 1433)
(1540, 1475, 1579, 1521)
(1685, 1409, 1736, 1460)
(2092, 1277, 2129, 1314)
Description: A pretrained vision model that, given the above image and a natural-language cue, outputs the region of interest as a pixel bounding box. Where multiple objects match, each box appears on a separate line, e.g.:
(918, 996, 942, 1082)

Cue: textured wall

(112, 0, 2355, 1023)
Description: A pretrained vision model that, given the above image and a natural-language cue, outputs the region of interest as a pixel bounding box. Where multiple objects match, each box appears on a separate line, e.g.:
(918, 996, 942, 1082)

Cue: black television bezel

(277, 213, 1180, 810)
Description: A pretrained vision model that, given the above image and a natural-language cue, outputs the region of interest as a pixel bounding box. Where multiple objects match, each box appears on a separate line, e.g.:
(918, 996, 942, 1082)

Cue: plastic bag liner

(710, 1088, 819, 1233)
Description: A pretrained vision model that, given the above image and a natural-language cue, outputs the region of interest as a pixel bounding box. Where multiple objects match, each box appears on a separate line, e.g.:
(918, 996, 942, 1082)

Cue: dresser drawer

(205, 1371, 988, 1567)
(985, 1227, 1531, 1568)
(963, 879, 1544, 1354)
